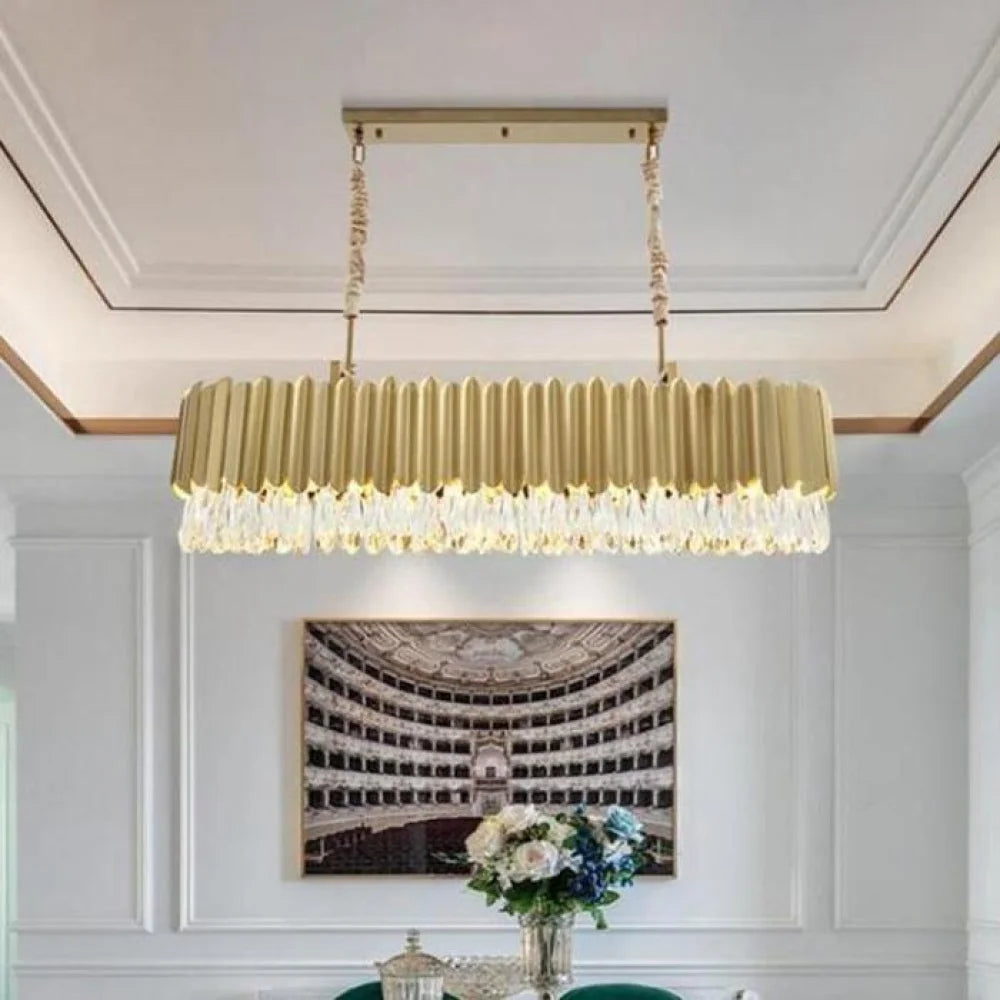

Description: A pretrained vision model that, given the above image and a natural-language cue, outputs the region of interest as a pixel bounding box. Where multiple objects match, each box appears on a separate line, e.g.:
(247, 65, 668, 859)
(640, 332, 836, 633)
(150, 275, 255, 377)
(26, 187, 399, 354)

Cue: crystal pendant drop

(180, 483, 830, 556)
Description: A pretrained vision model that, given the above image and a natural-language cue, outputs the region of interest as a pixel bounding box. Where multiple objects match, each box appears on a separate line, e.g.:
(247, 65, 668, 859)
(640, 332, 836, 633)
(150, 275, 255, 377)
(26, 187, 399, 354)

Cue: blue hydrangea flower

(604, 805, 644, 843)
(569, 855, 608, 904)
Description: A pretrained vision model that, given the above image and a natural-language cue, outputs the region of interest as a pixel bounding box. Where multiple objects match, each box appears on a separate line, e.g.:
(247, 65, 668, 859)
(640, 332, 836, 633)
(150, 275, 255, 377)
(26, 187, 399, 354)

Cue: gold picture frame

(299, 618, 677, 878)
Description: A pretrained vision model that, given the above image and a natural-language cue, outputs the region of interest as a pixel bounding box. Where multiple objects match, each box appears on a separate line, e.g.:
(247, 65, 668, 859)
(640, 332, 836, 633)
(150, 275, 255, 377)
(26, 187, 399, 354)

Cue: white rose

(543, 817, 575, 848)
(509, 839, 564, 882)
(465, 817, 506, 865)
(496, 803, 540, 835)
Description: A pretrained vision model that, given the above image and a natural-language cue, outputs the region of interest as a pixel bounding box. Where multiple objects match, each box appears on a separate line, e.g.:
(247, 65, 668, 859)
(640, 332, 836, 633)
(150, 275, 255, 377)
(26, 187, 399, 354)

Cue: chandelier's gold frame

(171, 108, 837, 556)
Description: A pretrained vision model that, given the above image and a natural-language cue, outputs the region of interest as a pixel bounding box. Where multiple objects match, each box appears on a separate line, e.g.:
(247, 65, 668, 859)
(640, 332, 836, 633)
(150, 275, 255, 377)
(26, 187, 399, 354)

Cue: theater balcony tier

(305, 722, 674, 774)
(304, 782, 675, 815)
(304, 764, 675, 794)
(305, 678, 673, 745)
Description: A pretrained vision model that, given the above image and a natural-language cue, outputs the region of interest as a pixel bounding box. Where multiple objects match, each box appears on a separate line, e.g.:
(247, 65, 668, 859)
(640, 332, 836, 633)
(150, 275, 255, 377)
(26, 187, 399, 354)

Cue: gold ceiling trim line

(62, 414, 934, 436)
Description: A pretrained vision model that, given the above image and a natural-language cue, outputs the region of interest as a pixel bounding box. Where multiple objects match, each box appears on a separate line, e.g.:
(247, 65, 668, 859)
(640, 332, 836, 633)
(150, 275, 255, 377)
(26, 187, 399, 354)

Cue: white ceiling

(4, 0, 1000, 311)
(0, 0, 1000, 419)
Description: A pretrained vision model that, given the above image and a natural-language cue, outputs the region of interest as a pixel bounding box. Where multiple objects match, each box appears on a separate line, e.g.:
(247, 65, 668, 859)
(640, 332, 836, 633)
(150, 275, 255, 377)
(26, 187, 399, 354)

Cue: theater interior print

(301, 620, 676, 876)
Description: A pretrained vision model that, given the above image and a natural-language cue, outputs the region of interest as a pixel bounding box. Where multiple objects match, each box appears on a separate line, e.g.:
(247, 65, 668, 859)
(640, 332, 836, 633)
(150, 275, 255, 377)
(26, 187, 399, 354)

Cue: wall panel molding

(832, 536, 967, 933)
(969, 960, 1000, 976)
(178, 555, 805, 933)
(0, 720, 13, 991)
(11, 958, 967, 978)
(964, 443, 1000, 505)
(11, 535, 153, 934)
(175, 915, 802, 934)
(178, 552, 195, 932)
(786, 556, 807, 930)
(970, 515, 1000, 546)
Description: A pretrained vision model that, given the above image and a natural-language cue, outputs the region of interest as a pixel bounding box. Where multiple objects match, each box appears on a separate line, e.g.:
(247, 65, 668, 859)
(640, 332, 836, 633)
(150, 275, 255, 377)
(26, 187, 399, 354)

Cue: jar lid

(377, 930, 447, 980)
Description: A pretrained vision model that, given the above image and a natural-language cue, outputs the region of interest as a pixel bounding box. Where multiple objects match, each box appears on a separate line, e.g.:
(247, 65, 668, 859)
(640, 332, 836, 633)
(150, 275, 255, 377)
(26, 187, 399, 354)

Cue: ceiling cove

(3, 6, 1000, 314)
(2, 2, 1000, 433)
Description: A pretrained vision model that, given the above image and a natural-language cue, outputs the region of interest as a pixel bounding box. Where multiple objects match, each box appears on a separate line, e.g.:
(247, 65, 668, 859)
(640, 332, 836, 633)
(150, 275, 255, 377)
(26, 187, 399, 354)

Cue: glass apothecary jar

(377, 929, 447, 1000)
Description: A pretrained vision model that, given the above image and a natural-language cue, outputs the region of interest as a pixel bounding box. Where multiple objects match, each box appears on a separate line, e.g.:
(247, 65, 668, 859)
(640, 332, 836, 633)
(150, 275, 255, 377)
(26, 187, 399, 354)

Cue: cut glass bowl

(442, 955, 526, 1000)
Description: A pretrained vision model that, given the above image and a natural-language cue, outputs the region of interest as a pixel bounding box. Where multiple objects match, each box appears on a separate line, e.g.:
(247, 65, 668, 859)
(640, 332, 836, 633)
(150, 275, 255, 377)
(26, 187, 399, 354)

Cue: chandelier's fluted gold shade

(171, 375, 837, 556)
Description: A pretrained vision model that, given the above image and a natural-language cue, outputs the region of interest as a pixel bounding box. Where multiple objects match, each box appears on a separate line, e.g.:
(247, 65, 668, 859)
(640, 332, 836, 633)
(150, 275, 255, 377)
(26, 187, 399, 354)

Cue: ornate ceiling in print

(310, 621, 671, 689)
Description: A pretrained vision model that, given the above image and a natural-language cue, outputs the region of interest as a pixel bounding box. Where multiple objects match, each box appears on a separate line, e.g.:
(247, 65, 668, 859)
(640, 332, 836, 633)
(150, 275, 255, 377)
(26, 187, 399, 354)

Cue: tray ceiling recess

(2, 99, 1000, 435)
(1, 0, 1000, 432)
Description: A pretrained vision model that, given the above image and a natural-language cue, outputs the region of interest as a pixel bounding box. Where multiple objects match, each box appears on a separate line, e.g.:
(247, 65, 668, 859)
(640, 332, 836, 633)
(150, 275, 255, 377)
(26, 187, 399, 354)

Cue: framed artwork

(301, 620, 676, 876)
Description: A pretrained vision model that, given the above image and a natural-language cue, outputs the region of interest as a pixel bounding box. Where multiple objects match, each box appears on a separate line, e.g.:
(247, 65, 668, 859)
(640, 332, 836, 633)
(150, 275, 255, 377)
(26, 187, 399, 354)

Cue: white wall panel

(183, 552, 801, 935)
(833, 538, 967, 930)
(13, 537, 151, 933)
(970, 527, 1000, 930)
(8, 480, 972, 1000)
(967, 450, 1000, 995)
(971, 963, 1000, 1000)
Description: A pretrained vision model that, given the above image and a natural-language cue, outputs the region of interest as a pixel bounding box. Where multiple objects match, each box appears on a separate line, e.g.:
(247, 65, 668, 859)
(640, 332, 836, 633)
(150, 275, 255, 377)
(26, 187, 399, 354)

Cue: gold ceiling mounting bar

(641, 122, 674, 383)
(341, 106, 668, 145)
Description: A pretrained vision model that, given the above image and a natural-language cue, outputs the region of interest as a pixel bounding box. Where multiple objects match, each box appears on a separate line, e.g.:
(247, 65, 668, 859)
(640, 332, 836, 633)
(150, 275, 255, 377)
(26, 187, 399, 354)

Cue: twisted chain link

(343, 147, 369, 320)
(341, 130, 369, 375)
(641, 122, 671, 378)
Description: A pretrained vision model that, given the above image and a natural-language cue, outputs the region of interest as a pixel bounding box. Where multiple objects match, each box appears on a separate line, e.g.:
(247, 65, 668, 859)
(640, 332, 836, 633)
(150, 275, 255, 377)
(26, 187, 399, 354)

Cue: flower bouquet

(464, 804, 647, 998)
(464, 803, 647, 930)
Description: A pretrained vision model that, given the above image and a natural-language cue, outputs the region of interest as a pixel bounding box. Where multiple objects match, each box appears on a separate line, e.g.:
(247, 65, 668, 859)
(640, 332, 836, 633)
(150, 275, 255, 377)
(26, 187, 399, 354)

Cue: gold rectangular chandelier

(171, 108, 837, 556)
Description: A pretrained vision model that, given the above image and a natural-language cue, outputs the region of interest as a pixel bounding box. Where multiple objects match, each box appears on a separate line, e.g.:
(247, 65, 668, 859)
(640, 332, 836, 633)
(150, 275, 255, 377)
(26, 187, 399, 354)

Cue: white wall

(967, 447, 1000, 1000)
(9, 477, 970, 1000)
(0, 496, 14, 634)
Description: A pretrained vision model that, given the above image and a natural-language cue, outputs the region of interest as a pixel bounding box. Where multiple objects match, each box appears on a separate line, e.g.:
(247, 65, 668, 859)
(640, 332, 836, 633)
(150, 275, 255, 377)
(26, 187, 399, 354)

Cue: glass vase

(518, 912, 574, 1000)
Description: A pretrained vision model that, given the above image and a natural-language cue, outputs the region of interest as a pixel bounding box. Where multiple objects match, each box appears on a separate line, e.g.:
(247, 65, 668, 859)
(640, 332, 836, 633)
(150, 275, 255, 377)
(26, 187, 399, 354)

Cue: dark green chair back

(562, 986, 683, 1000)
(333, 983, 460, 1000)
(333, 984, 383, 1000)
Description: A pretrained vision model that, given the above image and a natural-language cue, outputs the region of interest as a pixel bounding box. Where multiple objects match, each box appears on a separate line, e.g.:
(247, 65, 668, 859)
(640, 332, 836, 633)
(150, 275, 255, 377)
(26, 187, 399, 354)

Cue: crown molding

(0, 22, 137, 288)
(856, 20, 1000, 300)
(2, 21, 1000, 312)
(131, 20, 1000, 308)
(128, 261, 871, 304)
